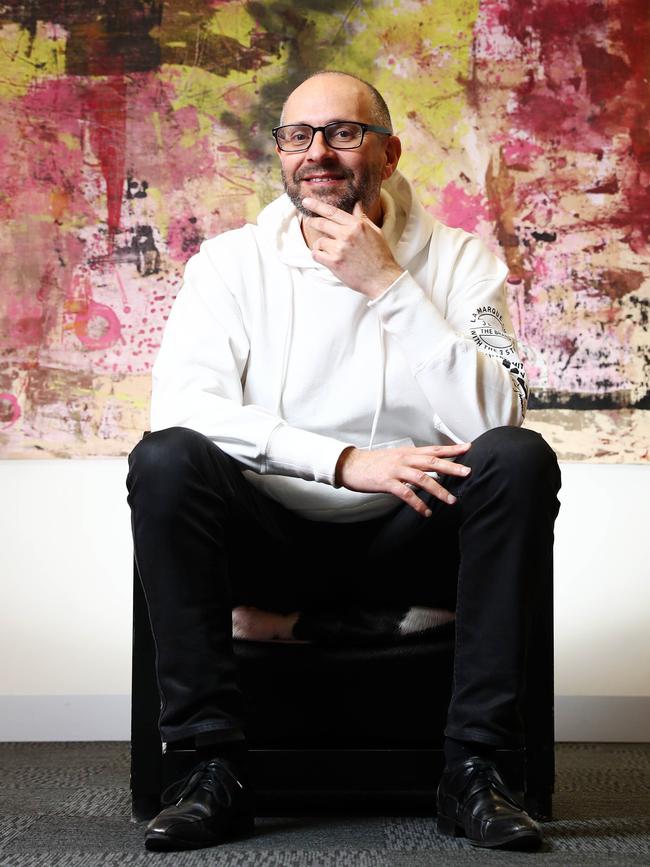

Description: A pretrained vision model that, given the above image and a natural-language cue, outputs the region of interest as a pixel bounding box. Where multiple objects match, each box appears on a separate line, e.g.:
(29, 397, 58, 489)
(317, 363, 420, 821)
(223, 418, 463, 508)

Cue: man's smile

(300, 173, 346, 185)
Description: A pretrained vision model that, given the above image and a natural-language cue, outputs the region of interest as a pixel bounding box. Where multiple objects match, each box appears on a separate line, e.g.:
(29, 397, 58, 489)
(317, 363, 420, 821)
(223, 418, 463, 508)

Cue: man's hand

(302, 197, 404, 299)
(335, 442, 473, 516)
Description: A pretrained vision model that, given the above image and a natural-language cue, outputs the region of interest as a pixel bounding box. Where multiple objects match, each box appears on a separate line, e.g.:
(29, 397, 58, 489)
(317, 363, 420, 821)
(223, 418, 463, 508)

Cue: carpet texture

(0, 742, 648, 865)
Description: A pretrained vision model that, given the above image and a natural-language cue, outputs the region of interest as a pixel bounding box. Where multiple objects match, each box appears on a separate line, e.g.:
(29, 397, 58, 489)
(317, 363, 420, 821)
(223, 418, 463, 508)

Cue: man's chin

(290, 189, 357, 216)
(292, 198, 319, 218)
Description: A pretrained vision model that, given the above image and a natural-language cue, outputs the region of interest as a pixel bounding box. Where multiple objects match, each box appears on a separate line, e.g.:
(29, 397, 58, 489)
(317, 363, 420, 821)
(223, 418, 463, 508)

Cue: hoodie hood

(254, 169, 437, 451)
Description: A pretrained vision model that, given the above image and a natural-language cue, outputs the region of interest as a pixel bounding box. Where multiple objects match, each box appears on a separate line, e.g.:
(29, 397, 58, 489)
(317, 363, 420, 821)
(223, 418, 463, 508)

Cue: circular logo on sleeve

(469, 306, 515, 357)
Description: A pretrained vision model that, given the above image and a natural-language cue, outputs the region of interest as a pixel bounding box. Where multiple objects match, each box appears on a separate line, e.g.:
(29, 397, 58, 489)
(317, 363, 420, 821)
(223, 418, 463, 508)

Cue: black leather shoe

(436, 756, 543, 851)
(144, 756, 255, 851)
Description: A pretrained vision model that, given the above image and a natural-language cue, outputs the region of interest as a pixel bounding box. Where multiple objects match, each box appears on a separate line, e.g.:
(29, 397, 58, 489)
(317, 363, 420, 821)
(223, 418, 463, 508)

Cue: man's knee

(128, 426, 208, 473)
(126, 427, 228, 505)
(470, 425, 561, 490)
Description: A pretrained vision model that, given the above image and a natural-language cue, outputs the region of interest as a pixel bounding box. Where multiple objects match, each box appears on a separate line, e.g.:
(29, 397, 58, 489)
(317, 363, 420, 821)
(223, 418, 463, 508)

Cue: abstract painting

(1, 0, 647, 461)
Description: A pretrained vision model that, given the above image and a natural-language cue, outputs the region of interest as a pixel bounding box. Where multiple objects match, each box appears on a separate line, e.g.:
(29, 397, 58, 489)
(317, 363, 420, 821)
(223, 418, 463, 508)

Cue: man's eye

(289, 130, 309, 142)
(332, 127, 355, 140)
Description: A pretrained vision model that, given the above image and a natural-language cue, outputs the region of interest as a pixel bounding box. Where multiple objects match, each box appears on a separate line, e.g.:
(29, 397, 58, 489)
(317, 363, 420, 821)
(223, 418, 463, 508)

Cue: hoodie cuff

(265, 423, 357, 487)
(366, 270, 457, 373)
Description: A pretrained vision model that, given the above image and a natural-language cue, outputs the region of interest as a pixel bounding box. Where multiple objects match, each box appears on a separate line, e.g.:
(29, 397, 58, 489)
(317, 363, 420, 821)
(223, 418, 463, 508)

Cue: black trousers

(126, 424, 561, 750)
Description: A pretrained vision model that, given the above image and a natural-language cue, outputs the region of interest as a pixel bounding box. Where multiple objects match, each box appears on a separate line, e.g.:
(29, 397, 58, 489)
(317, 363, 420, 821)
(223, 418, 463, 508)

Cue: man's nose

(305, 129, 336, 159)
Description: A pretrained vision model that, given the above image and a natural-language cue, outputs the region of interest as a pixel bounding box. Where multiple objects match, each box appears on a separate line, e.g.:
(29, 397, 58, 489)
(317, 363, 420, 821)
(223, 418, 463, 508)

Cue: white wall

(1, 458, 648, 741)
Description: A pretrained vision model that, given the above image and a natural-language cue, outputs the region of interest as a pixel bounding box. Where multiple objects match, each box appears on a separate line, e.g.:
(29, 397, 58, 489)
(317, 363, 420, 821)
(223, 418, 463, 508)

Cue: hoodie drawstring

(367, 317, 385, 451)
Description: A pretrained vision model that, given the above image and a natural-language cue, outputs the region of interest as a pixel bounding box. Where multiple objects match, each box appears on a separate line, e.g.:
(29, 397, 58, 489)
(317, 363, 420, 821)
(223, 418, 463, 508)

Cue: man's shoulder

(199, 221, 259, 255)
(431, 221, 508, 283)
(186, 222, 265, 280)
(432, 220, 491, 257)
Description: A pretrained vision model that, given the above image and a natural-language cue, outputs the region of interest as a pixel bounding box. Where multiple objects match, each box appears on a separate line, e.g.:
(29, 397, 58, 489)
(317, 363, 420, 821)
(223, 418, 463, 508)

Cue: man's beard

(282, 160, 382, 217)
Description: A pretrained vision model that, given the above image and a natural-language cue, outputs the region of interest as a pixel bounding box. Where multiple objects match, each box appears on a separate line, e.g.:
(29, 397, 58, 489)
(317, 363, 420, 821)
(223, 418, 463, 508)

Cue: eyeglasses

(272, 121, 393, 152)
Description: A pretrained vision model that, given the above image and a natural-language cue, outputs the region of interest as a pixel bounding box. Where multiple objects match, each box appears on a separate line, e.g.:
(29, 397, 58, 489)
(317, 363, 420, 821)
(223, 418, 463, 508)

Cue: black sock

(197, 740, 248, 762)
(196, 735, 250, 780)
(444, 735, 497, 769)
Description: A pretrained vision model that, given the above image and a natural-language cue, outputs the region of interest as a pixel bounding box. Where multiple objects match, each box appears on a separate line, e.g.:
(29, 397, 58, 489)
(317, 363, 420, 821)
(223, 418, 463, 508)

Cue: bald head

(280, 71, 392, 131)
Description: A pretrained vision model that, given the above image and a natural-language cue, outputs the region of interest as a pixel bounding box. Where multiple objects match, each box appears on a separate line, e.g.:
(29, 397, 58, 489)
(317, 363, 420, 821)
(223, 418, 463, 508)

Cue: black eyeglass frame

(272, 120, 393, 152)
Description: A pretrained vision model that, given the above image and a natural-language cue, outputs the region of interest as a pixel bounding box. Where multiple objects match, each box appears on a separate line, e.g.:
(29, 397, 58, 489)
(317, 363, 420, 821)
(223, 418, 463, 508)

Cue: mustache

(294, 167, 354, 181)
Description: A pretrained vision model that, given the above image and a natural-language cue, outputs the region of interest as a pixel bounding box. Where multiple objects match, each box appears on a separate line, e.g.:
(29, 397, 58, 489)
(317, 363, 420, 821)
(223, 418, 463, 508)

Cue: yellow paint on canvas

(204, 2, 256, 43)
(332, 0, 477, 132)
(0, 21, 67, 99)
(58, 131, 79, 151)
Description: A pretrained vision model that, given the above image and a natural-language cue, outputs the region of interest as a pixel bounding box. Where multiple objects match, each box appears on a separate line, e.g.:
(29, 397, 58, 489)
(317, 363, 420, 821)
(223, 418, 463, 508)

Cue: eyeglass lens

(276, 122, 364, 151)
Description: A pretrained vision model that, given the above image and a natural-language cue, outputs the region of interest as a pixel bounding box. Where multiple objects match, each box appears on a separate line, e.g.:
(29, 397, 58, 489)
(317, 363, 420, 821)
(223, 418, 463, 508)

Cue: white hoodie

(150, 169, 529, 523)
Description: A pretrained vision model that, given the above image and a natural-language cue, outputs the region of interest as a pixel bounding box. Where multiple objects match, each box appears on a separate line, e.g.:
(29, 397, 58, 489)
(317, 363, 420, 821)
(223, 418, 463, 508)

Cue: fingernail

(461, 467, 470, 474)
(447, 494, 457, 504)
(425, 509, 432, 518)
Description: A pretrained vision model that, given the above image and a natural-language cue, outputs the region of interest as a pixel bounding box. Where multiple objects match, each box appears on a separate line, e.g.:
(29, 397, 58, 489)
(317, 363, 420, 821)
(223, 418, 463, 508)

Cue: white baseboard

(554, 695, 650, 742)
(0, 695, 131, 741)
(0, 695, 648, 742)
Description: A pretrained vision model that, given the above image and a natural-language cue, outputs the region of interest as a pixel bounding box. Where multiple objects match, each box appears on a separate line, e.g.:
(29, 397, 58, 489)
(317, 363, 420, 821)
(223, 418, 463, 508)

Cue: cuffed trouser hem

(162, 721, 247, 748)
(444, 724, 525, 750)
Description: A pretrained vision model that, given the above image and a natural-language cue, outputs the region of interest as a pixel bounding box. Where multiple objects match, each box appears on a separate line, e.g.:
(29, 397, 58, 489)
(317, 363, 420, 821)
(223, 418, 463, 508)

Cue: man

(126, 70, 561, 852)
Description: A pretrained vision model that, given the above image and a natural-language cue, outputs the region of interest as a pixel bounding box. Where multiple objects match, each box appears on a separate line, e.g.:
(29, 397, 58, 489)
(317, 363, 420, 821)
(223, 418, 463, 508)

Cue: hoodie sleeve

(150, 243, 355, 485)
(366, 234, 528, 443)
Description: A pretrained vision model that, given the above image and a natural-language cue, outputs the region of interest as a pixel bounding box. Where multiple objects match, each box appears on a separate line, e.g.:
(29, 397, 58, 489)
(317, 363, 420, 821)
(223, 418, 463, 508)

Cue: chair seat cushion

(233, 625, 456, 747)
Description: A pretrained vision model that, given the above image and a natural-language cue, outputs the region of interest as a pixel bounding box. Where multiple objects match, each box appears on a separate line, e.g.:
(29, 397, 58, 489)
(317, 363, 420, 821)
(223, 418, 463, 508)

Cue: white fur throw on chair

(232, 605, 455, 646)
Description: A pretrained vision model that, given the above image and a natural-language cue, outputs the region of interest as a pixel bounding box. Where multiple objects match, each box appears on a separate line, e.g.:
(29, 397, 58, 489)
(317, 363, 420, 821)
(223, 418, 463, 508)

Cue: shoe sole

(144, 815, 255, 851)
(437, 814, 543, 851)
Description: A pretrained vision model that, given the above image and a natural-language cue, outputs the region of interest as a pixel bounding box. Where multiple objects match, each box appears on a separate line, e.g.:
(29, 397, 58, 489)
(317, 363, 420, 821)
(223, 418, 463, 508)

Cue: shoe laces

(457, 760, 524, 811)
(160, 757, 245, 808)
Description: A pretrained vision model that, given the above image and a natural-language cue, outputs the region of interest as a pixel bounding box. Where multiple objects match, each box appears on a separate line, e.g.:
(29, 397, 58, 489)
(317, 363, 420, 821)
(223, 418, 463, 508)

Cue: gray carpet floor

(0, 742, 648, 865)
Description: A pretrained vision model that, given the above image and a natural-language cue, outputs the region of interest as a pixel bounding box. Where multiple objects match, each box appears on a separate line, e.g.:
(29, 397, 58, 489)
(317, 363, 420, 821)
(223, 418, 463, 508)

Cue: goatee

(281, 163, 380, 218)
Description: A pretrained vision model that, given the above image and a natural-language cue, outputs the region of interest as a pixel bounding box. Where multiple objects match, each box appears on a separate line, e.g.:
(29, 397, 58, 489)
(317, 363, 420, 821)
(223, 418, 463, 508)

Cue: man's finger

(302, 196, 355, 223)
(311, 236, 336, 258)
(417, 442, 472, 456)
(395, 476, 457, 510)
(425, 458, 471, 478)
(303, 215, 342, 238)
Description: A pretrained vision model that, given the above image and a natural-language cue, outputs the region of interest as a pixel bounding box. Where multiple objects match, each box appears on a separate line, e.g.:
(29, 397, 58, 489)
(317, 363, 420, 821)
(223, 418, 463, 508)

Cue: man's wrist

(366, 265, 407, 301)
(334, 445, 356, 488)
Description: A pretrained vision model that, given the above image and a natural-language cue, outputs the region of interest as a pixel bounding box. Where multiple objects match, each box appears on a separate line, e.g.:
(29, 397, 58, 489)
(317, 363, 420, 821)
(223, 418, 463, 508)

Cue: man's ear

(382, 135, 402, 181)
